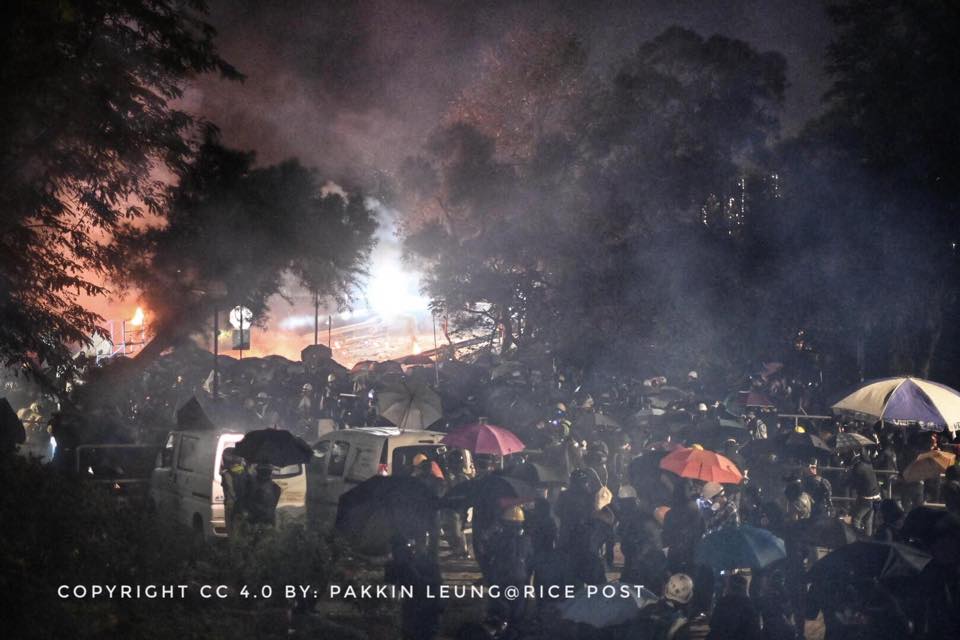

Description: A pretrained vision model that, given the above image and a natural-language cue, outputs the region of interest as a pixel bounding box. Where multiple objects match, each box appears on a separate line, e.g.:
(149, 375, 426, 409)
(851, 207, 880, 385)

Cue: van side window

(160, 433, 176, 468)
(177, 436, 199, 472)
(328, 441, 350, 476)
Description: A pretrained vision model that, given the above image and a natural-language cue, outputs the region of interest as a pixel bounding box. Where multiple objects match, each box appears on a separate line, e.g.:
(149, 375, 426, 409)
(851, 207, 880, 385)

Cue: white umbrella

(832, 376, 960, 433)
(377, 380, 442, 430)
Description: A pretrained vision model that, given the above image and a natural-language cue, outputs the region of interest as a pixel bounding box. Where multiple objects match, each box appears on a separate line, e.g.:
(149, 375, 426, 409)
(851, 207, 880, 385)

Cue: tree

(402, 27, 787, 371)
(0, 0, 239, 370)
(116, 136, 378, 368)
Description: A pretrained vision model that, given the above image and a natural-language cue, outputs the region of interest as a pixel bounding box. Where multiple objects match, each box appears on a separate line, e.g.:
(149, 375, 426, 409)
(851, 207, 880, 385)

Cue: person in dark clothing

(618, 494, 667, 591)
(385, 535, 444, 640)
(849, 452, 881, 536)
(219, 447, 248, 533)
(242, 463, 282, 526)
(722, 440, 747, 479)
(525, 497, 558, 565)
(707, 573, 761, 640)
(873, 499, 904, 542)
(556, 468, 601, 550)
(754, 572, 797, 640)
(799, 459, 833, 519)
(441, 450, 471, 557)
(626, 573, 693, 640)
(484, 506, 533, 627)
(584, 440, 610, 487)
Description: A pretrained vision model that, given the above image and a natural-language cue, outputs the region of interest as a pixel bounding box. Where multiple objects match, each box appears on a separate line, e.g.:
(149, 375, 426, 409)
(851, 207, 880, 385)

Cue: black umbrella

(443, 474, 537, 517)
(507, 460, 567, 487)
(234, 429, 312, 466)
(335, 475, 440, 555)
(742, 430, 833, 462)
(808, 541, 932, 585)
(901, 507, 960, 546)
(833, 432, 877, 452)
(786, 516, 859, 549)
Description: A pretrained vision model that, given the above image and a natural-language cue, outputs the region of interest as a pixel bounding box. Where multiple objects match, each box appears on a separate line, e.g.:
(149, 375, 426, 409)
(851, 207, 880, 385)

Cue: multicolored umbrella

(441, 422, 525, 455)
(832, 377, 960, 433)
(659, 445, 743, 484)
(902, 449, 956, 482)
(695, 525, 786, 570)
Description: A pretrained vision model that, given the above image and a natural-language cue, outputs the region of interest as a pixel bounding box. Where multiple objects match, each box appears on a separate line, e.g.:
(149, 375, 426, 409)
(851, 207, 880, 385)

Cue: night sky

(191, 0, 833, 180)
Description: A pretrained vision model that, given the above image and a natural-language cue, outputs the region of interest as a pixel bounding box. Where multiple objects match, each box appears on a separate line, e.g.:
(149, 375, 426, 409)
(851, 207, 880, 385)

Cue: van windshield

(273, 464, 304, 479)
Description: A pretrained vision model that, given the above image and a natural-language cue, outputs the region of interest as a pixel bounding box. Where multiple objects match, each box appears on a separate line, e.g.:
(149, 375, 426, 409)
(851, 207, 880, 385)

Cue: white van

(149, 430, 307, 539)
(307, 427, 448, 527)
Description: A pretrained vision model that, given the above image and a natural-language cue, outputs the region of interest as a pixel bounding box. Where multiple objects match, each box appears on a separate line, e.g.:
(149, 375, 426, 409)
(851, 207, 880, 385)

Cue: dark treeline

(398, 1, 960, 390)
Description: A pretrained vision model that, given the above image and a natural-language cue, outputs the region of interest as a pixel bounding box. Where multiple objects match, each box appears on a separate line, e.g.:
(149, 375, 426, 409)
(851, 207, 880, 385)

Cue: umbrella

(786, 516, 859, 549)
(350, 360, 377, 375)
(0, 398, 26, 446)
(647, 386, 691, 409)
(741, 390, 777, 409)
(780, 430, 833, 460)
(900, 506, 960, 545)
(335, 476, 439, 555)
(833, 432, 877, 452)
(442, 422, 525, 456)
(234, 429, 313, 466)
(507, 460, 567, 486)
(832, 376, 960, 433)
(443, 474, 536, 515)
(659, 445, 743, 484)
(902, 449, 956, 482)
(574, 412, 622, 432)
(377, 380, 442, 430)
(397, 354, 434, 366)
(808, 541, 932, 584)
(695, 525, 786, 570)
(175, 396, 261, 432)
(560, 582, 658, 628)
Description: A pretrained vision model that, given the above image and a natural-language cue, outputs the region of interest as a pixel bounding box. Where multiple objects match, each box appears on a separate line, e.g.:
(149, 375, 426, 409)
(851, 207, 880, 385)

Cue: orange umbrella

(903, 450, 956, 482)
(659, 444, 744, 484)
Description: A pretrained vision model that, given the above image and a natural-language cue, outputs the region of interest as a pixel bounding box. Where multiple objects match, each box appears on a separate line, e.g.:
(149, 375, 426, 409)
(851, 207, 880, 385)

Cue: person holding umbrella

(242, 463, 282, 528)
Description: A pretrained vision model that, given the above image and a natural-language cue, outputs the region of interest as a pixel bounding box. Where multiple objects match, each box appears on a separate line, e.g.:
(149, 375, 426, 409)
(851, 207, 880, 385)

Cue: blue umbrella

(695, 525, 786, 570)
(560, 582, 659, 628)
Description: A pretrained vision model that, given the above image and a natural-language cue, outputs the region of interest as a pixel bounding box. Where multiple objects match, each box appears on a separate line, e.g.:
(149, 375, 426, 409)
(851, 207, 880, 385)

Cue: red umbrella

(442, 422, 525, 456)
(659, 445, 743, 484)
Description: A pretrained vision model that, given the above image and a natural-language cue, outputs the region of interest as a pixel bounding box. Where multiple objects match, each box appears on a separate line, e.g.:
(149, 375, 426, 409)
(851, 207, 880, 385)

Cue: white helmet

(665, 573, 694, 604)
(688, 371, 699, 380)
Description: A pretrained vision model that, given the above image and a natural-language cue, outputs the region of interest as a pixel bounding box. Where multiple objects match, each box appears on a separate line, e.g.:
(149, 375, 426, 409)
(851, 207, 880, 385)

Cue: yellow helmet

(691, 443, 704, 451)
(794, 425, 806, 434)
(502, 506, 525, 523)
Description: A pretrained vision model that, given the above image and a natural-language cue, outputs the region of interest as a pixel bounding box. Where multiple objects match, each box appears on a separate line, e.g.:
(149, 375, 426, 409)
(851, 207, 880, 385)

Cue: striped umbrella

(832, 377, 960, 433)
